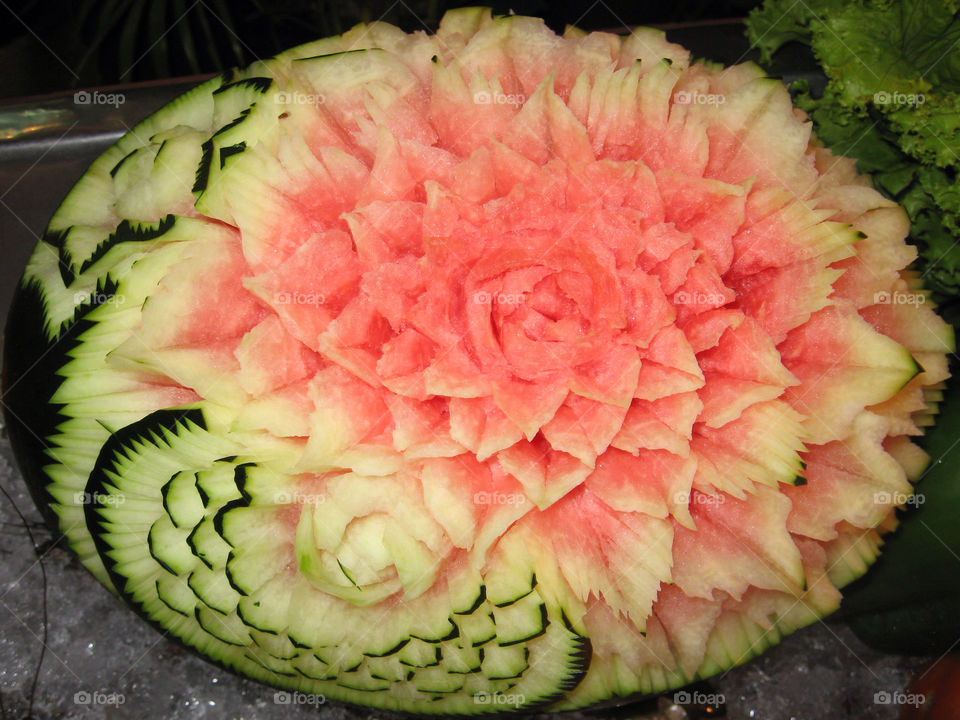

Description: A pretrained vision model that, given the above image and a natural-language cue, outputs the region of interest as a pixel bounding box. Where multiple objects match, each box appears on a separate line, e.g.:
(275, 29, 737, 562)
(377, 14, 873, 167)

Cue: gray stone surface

(0, 435, 928, 720)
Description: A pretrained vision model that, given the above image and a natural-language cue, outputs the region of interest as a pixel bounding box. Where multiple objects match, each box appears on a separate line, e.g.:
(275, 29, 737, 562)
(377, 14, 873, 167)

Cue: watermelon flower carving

(294, 471, 455, 606)
(4, 8, 953, 714)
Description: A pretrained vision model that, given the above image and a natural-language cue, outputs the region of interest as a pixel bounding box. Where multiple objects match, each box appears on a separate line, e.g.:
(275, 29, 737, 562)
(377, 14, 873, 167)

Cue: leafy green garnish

(747, 0, 960, 302)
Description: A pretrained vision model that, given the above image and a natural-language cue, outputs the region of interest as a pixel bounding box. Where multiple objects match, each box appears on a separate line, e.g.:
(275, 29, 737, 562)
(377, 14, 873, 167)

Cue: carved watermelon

(3, 8, 954, 713)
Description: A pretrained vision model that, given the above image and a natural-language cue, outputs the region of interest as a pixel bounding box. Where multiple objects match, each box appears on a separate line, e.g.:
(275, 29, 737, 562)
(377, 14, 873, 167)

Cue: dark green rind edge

(2, 277, 63, 532)
(76, 408, 289, 699)
(2, 274, 122, 537)
(84, 407, 207, 572)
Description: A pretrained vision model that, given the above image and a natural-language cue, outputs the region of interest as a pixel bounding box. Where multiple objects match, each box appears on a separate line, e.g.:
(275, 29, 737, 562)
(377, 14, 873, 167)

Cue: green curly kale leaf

(747, 0, 960, 300)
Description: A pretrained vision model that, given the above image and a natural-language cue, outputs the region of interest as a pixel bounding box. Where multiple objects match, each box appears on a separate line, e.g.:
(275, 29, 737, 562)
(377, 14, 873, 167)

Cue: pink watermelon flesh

(27, 9, 956, 712)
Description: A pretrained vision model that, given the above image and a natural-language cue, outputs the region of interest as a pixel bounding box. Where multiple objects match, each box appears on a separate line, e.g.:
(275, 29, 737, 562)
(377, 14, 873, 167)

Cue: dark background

(0, 0, 759, 100)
